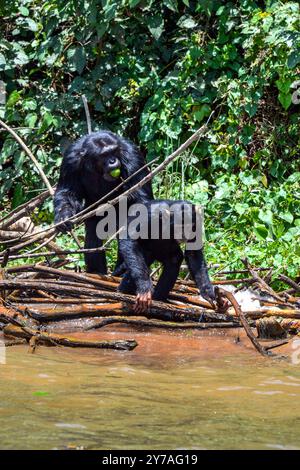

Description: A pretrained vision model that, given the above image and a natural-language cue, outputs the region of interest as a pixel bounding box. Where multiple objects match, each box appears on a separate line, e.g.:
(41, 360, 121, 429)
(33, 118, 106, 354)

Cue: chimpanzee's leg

(112, 250, 126, 276)
(118, 271, 136, 295)
(84, 216, 107, 274)
(153, 246, 183, 301)
(184, 248, 215, 306)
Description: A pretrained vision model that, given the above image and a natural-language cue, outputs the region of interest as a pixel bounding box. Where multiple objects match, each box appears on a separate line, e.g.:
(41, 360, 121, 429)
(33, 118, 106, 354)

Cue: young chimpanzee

(54, 131, 153, 275)
(117, 200, 223, 313)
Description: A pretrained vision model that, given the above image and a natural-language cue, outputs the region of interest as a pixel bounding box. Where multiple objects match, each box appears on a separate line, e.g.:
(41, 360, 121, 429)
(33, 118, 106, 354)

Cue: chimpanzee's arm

(184, 248, 216, 306)
(118, 238, 153, 313)
(54, 144, 84, 232)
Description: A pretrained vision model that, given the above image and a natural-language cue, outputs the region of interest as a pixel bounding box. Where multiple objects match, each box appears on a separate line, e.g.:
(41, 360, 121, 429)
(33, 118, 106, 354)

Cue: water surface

(0, 327, 300, 450)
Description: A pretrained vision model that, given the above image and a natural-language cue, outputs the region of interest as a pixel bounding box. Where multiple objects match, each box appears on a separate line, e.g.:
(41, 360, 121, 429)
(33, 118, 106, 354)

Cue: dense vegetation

(0, 0, 299, 277)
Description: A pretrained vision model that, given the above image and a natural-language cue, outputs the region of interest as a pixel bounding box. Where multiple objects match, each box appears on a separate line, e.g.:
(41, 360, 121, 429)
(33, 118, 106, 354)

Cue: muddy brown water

(1, 326, 300, 450)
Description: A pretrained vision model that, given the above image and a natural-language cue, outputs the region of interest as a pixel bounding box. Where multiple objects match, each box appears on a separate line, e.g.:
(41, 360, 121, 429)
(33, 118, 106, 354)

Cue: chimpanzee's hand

(134, 291, 152, 314)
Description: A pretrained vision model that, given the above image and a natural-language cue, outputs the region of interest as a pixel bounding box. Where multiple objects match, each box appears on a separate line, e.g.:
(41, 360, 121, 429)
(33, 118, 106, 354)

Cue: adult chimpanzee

(54, 130, 153, 274)
(117, 199, 225, 313)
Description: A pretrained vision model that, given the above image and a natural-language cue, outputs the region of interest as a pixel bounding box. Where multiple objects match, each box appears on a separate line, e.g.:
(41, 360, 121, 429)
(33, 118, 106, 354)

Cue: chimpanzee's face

(87, 133, 122, 182)
(98, 151, 121, 182)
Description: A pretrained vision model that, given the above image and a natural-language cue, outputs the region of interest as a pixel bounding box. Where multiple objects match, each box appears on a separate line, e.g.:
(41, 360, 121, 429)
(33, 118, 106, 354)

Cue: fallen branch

(216, 287, 270, 357)
(3, 324, 138, 351)
(0, 119, 53, 195)
(278, 274, 300, 294)
(242, 258, 284, 303)
(0, 189, 51, 230)
(85, 316, 238, 331)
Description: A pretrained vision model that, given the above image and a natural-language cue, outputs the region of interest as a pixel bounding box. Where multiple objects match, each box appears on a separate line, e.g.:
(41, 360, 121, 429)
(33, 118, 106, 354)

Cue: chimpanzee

(54, 130, 153, 274)
(117, 199, 223, 313)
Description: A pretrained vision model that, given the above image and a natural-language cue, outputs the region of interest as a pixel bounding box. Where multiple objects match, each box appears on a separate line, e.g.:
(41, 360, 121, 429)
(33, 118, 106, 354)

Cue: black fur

(118, 200, 215, 306)
(54, 130, 153, 274)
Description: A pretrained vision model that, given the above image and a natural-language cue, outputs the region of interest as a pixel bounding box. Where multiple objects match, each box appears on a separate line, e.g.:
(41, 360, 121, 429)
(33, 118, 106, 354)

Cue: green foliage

(0, 0, 299, 273)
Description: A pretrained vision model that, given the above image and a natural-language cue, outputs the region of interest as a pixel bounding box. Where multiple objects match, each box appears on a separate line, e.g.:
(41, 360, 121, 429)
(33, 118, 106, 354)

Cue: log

(244, 309, 300, 319)
(3, 324, 138, 351)
(0, 279, 232, 323)
(0, 304, 37, 328)
(84, 316, 239, 331)
(17, 303, 123, 321)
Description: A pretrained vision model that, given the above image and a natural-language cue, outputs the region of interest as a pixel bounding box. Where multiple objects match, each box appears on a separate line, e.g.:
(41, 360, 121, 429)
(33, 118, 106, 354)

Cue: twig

(0, 189, 51, 229)
(0, 227, 122, 262)
(82, 95, 92, 134)
(278, 274, 300, 294)
(0, 119, 54, 195)
(0, 246, 107, 261)
(216, 287, 270, 357)
(242, 258, 285, 303)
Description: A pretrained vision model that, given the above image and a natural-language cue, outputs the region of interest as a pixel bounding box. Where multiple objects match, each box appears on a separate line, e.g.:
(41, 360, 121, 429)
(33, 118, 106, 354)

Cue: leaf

(14, 50, 29, 66)
(258, 209, 273, 226)
(177, 15, 197, 29)
(12, 183, 24, 208)
(164, 0, 178, 12)
(129, 0, 142, 7)
(194, 104, 210, 122)
(39, 112, 53, 133)
(235, 203, 248, 215)
(278, 92, 292, 110)
(70, 47, 86, 75)
(6, 90, 21, 108)
(253, 224, 268, 241)
(25, 113, 38, 128)
(26, 18, 39, 32)
(279, 211, 294, 224)
(287, 51, 300, 69)
(96, 23, 108, 38)
(19, 6, 29, 16)
(244, 102, 257, 117)
(103, 2, 118, 21)
(147, 15, 164, 40)
(273, 222, 285, 239)
(275, 79, 291, 94)
(0, 52, 6, 70)
(261, 174, 268, 188)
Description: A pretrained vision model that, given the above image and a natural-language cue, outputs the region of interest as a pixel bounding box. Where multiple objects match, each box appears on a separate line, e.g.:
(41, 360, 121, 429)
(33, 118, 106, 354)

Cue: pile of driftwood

(0, 259, 299, 357)
(0, 118, 299, 358)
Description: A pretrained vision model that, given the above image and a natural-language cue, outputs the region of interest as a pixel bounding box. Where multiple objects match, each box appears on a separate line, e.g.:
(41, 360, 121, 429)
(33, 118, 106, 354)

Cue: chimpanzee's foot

(217, 296, 230, 313)
(134, 291, 152, 314)
(215, 288, 231, 313)
(86, 269, 108, 276)
(200, 284, 217, 309)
